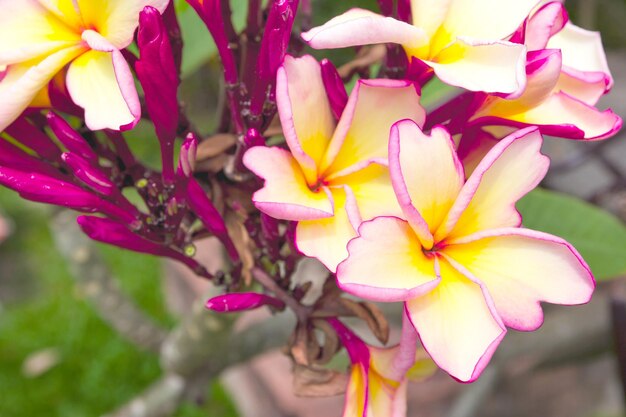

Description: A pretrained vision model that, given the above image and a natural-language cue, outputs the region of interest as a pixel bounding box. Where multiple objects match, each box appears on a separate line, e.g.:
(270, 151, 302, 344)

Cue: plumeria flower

(0, 0, 169, 132)
(519, 1, 613, 105)
(329, 317, 436, 417)
(454, 2, 622, 173)
(301, 0, 542, 95)
(243, 55, 424, 271)
(336, 122, 595, 382)
(464, 4, 621, 143)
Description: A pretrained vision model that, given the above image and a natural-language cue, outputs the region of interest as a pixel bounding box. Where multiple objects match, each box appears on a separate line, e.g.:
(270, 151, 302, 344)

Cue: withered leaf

(196, 133, 237, 161)
(311, 319, 340, 365)
(224, 211, 255, 285)
(340, 298, 390, 345)
(293, 364, 349, 398)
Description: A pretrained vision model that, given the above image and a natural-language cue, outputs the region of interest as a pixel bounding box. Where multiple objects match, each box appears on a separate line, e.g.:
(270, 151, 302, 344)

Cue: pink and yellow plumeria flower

(0, 0, 169, 132)
(466, 3, 621, 142)
(330, 317, 436, 417)
(243, 55, 424, 271)
(336, 122, 595, 382)
(301, 0, 541, 95)
(524, 1, 613, 106)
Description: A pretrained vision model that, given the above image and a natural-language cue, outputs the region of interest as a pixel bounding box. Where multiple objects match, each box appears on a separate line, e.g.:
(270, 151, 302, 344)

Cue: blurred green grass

(0, 188, 237, 417)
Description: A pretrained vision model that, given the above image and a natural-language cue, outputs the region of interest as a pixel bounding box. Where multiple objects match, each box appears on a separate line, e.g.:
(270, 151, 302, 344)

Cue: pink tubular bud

(0, 139, 65, 179)
(77, 215, 211, 276)
(186, 178, 240, 262)
(205, 292, 286, 313)
(377, 0, 393, 16)
(137, 6, 180, 182)
(320, 59, 348, 120)
(5, 117, 61, 161)
(250, 0, 297, 116)
(47, 112, 98, 163)
(162, 2, 183, 76)
(0, 167, 134, 223)
(61, 153, 116, 196)
(187, 0, 238, 84)
(177, 133, 198, 178)
(327, 318, 371, 366)
(244, 129, 265, 147)
(397, 0, 411, 22)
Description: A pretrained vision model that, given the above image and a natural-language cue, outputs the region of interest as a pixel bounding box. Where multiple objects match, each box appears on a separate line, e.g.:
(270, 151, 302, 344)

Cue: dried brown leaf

(290, 323, 312, 366)
(311, 319, 340, 365)
(196, 133, 237, 161)
(195, 154, 230, 173)
(224, 211, 255, 285)
(340, 298, 390, 345)
(293, 365, 349, 398)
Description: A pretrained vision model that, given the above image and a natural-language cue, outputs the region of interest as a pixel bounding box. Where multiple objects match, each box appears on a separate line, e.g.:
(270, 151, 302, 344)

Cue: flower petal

(470, 49, 562, 121)
(443, 228, 595, 331)
(474, 92, 622, 140)
(429, 38, 527, 95)
(436, 127, 548, 241)
(302, 8, 427, 51)
(389, 120, 464, 247)
(0, 0, 81, 65)
(36, 0, 85, 29)
(77, 0, 169, 48)
(442, 0, 538, 41)
(368, 371, 406, 417)
(555, 69, 609, 106)
(341, 365, 368, 417)
(66, 37, 140, 131)
(277, 55, 335, 185)
(333, 162, 403, 222)
(523, 1, 568, 50)
(243, 146, 334, 221)
(321, 79, 425, 178)
(405, 257, 506, 382)
(337, 216, 440, 302)
(410, 0, 451, 39)
(547, 23, 613, 90)
(0, 45, 84, 132)
(296, 187, 358, 272)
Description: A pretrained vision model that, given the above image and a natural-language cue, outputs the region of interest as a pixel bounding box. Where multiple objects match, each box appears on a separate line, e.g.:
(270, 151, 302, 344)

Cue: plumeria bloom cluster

(0, 0, 621, 416)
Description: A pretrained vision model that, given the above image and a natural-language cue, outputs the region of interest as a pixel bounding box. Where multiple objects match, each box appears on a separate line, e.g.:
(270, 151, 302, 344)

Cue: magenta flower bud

(162, 2, 183, 76)
(377, 0, 393, 16)
(243, 129, 265, 147)
(78, 215, 210, 275)
(49, 78, 83, 118)
(137, 6, 180, 182)
(47, 112, 98, 163)
(177, 133, 198, 178)
(61, 153, 115, 196)
(407, 57, 434, 88)
(397, 0, 411, 22)
(0, 139, 64, 179)
(4, 117, 61, 161)
(320, 59, 348, 120)
(250, 0, 297, 116)
(205, 292, 286, 313)
(187, 0, 238, 84)
(186, 178, 240, 262)
(0, 167, 134, 223)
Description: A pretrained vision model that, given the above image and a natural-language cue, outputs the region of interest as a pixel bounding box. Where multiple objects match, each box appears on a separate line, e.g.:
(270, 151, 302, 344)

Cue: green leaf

(518, 188, 626, 281)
